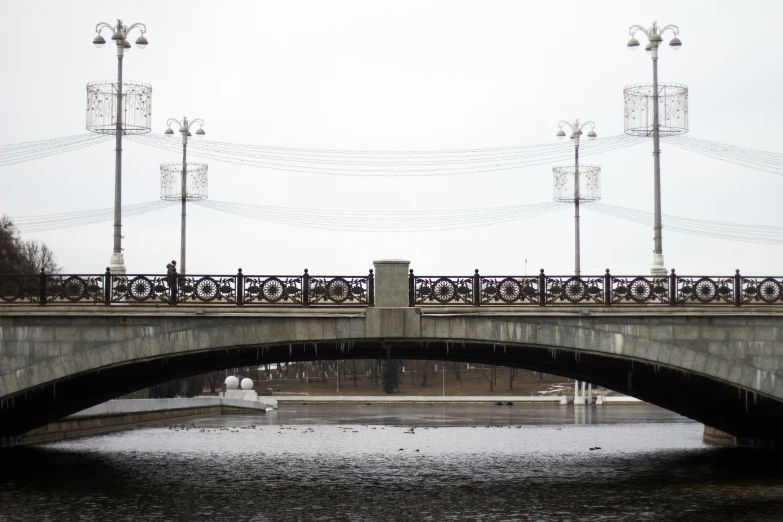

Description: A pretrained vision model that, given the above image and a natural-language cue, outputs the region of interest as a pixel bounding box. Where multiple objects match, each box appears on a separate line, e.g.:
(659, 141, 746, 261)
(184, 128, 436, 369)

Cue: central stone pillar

(373, 259, 410, 307)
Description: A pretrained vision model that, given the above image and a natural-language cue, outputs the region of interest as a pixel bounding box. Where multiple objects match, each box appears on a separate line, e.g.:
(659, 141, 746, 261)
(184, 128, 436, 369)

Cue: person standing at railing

(166, 260, 177, 288)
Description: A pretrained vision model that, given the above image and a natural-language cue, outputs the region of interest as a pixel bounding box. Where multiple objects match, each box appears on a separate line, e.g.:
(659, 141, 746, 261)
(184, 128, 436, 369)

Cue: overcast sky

(1, 1, 781, 277)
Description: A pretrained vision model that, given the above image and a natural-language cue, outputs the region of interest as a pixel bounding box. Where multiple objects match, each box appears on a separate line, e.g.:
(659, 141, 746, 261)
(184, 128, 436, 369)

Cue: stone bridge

(2, 260, 783, 447)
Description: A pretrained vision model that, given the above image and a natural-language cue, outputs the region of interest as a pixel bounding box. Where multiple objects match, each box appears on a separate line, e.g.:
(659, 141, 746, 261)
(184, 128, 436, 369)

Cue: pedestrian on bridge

(166, 260, 177, 288)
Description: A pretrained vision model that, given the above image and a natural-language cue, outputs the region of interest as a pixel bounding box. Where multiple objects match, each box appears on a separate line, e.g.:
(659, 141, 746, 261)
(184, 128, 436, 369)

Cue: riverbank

(270, 394, 644, 405)
(11, 397, 277, 447)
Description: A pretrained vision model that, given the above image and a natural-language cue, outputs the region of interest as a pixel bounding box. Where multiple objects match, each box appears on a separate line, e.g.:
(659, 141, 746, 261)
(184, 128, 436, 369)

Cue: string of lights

(128, 133, 644, 177)
(3, 132, 782, 180)
(663, 135, 783, 175)
(585, 202, 783, 244)
(194, 199, 566, 231)
(0, 134, 113, 167)
(8, 196, 783, 243)
(11, 200, 176, 233)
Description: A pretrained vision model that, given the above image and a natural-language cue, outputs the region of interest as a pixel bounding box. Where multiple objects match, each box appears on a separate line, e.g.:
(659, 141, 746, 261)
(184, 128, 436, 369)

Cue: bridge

(2, 259, 783, 447)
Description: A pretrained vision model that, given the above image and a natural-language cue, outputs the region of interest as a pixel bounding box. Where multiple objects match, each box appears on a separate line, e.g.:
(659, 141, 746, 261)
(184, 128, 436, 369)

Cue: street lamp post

(93, 20, 148, 274)
(165, 117, 205, 275)
(556, 120, 597, 277)
(627, 22, 682, 276)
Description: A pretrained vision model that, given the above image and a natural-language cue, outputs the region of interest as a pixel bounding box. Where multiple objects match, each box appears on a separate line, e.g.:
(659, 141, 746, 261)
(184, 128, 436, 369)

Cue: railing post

(604, 269, 612, 306)
(669, 268, 677, 306)
(237, 268, 244, 307)
(368, 269, 375, 307)
(303, 269, 310, 307)
(734, 269, 742, 307)
(473, 269, 481, 307)
(104, 267, 111, 305)
(170, 269, 179, 306)
(38, 269, 46, 306)
(409, 269, 416, 306)
(538, 269, 546, 307)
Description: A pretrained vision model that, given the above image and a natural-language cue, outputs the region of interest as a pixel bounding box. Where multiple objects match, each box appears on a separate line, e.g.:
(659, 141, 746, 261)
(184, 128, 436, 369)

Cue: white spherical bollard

(240, 378, 254, 390)
(225, 376, 239, 389)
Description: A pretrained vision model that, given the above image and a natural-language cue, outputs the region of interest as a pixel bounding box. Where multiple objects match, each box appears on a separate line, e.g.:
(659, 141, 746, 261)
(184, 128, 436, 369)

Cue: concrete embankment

(271, 395, 644, 405)
(14, 397, 277, 446)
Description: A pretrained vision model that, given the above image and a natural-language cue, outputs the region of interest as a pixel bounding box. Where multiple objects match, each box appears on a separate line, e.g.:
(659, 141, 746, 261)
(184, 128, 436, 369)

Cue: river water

(3, 404, 783, 521)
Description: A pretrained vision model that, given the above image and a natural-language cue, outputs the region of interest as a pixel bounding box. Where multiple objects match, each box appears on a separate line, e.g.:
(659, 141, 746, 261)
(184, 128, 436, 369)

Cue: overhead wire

(6, 196, 783, 243)
(3, 131, 783, 181)
(127, 133, 647, 177)
(194, 199, 567, 231)
(663, 135, 783, 175)
(585, 201, 783, 244)
(10, 200, 177, 233)
(0, 133, 113, 167)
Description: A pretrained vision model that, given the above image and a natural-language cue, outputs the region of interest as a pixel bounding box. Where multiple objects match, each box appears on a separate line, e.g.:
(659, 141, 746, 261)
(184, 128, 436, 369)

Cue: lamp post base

(109, 252, 126, 275)
(651, 254, 667, 276)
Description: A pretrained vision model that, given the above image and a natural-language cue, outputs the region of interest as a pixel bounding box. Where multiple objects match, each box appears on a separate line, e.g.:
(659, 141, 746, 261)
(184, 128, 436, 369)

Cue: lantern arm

(627, 24, 650, 39)
(166, 118, 186, 132)
(94, 22, 115, 34)
(658, 24, 680, 38)
(557, 120, 576, 133)
(123, 22, 148, 37)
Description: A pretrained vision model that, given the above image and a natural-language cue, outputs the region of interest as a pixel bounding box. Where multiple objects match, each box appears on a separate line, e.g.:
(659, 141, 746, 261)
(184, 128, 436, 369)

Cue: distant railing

(0, 269, 374, 307)
(410, 269, 783, 307)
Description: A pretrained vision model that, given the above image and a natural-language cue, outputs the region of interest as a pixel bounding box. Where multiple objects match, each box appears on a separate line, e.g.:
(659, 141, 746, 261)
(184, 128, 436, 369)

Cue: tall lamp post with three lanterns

(555, 119, 599, 277)
(626, 22, 683, 276)
(163, 117, 207, 275)
(90, 20, 149, 274)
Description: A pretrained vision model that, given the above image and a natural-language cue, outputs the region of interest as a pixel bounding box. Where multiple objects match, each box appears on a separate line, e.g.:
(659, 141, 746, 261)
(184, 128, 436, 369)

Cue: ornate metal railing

(0, 269, 373, 307)
(4, 267, 782, 308)
(410, 269, 783, 307)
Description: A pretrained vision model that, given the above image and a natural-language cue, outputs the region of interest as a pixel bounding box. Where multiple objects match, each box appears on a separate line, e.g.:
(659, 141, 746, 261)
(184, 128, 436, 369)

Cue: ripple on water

(1, 405, 783, 521)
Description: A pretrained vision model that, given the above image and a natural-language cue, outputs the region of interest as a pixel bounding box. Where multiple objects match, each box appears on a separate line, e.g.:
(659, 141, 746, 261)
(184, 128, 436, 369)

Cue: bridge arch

(3, 308, 783, 447)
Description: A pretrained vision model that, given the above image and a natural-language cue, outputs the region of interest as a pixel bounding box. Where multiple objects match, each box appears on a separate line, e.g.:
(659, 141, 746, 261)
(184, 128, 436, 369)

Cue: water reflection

(2, 404, 783, 521)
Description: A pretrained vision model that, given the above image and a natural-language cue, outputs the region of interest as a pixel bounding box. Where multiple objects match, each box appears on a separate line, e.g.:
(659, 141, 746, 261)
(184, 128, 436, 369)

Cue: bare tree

(508, 368, 517, 390)
(0, 216, 61, 274)
(204, 370, 223, 393)
(480, 365, 497, 392)
(451, 361, 463, 388)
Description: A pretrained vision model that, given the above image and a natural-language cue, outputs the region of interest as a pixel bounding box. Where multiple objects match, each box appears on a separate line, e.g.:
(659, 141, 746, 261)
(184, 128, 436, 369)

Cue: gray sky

(1, 0, 781, 276)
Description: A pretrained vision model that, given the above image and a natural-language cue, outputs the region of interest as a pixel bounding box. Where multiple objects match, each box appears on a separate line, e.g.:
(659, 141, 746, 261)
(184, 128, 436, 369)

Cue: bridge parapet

(2, 263, 783, 309)
(411, 268, 783, 307)
(0, 268, 374, 307)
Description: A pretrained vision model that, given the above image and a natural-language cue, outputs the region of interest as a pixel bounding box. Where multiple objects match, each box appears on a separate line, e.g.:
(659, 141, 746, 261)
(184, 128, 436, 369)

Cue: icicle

(289, 344, 292, 356)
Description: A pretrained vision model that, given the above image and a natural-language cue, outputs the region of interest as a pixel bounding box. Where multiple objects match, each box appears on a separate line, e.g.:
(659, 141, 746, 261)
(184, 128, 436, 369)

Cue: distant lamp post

(554, 120, 600, 277)
(89, 19, 149, 275)
(626, 22, 687, 276)
(162, 117, 207, 275)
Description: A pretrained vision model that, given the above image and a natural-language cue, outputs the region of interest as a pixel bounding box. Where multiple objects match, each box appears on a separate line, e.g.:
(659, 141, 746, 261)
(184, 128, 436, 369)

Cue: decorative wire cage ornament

(86, 80, 152, 134)
(552, 165, 601, 203)
(623, 82, 688, 137)
(160, 162, 208, 201)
